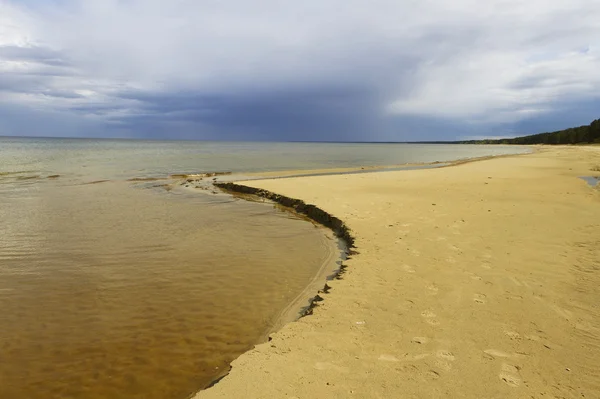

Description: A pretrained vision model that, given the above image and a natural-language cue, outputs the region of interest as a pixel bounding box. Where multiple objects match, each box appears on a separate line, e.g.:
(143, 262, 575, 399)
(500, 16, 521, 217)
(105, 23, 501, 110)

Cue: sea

(0, 137, 529, 399)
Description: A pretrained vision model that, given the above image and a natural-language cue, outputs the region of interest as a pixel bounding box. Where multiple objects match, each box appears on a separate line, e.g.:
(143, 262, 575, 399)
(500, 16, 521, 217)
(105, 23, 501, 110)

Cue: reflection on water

(0, 178, 338, 399)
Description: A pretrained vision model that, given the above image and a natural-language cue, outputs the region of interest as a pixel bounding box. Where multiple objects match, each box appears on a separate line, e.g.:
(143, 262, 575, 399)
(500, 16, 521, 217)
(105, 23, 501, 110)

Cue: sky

(0, 0, 599, 141)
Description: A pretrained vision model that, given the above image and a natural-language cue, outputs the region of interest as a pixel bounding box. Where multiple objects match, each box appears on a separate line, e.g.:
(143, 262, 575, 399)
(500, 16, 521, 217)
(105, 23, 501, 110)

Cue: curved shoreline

(193, 146, 600, 398)
(194, 182, 358, 391)
(169, 146, 534, 189)
(186, 149, 535, 394)
(215, 182, 356, 249)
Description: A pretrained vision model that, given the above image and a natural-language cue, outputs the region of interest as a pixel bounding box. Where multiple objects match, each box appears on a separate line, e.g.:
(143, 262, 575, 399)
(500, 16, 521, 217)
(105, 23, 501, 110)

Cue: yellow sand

(196, 146, 600, 399)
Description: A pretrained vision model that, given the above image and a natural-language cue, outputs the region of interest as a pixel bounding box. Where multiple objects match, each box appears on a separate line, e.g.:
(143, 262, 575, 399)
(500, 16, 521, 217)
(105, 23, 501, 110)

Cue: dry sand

(195, 146, 600, 399)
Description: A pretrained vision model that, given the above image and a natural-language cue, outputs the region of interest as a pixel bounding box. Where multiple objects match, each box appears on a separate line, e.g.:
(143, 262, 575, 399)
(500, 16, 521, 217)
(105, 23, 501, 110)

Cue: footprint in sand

(427, 369, 441, 379)
(412, 353, 431, 361)
(484, 349, 511, 358)
(448, 244, 462, 252)
(436, 350, 456, 361)
(473, 293, 487, 304)
(434, 360, 453, 371)
(505, 331, 522, 341)
(426, 284, 439, 295)
(499, 363, 521, 387)
(402, 264, 416, 273)
(421, 311, 440, 326)
(431, 350, 456, 371)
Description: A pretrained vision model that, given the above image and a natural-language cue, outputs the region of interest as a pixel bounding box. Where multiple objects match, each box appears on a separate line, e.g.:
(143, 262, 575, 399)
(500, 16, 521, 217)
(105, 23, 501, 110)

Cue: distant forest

(460, 118, 600, 145)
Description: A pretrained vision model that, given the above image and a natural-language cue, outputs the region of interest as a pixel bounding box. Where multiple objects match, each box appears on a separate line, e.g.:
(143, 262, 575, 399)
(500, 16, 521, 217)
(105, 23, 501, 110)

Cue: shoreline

(173, 148, 535, 198)
(187, 149, 535, 393)
(186, 149, 535, 393)
(196, 182, 358, 390)
(194, 146, 600, 398)
(217, 148, 536, 183)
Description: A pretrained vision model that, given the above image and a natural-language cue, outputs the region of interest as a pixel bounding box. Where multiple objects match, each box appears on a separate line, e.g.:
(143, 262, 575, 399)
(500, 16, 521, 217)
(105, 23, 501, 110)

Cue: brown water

(0, 177, 339, 399)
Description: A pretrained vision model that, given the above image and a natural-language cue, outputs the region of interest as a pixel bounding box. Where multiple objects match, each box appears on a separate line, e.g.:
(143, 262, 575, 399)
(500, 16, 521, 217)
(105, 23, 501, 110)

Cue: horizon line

(0, 134, 505, 144)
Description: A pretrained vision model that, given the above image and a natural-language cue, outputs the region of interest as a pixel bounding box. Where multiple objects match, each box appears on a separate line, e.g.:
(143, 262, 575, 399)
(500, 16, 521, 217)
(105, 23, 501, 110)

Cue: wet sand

(196, 146, 600, 398)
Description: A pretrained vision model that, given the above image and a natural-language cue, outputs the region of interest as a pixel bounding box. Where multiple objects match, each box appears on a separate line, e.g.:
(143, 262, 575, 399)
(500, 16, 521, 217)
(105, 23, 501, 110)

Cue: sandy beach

(196, 146, 600, 399)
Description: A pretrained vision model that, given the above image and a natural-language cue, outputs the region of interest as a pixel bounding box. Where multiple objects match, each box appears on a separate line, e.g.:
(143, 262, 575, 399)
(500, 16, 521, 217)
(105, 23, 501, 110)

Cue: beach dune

(196, 146, 600, 399)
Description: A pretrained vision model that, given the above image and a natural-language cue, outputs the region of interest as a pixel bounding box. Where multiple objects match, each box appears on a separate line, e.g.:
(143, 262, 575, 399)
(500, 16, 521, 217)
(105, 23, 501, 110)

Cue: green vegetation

(462, 118, 600, 145)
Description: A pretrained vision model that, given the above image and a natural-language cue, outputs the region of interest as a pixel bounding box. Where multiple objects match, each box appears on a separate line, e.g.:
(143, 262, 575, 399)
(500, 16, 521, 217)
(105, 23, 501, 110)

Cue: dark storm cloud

(105, 85, 382, 141)
(1, 0, 599, 140)
(0, 102, 103, 138)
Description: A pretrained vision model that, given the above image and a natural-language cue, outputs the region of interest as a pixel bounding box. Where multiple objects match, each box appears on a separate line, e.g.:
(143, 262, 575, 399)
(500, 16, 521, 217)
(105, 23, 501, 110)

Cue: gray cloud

(0, 43, 82, 100)
(0, 72, 85, 100)
(0, 44, 71, 67)
(0, 101, 104, 138)
(100, 84, 382, 141)
(0, 0, 599, 140)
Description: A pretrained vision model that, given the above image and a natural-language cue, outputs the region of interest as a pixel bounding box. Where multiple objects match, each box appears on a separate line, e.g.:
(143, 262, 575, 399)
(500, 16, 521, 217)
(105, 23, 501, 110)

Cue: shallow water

(0, 178, 339, 399)
(580, 176, 600, 187)
(0, 138, 529, 399)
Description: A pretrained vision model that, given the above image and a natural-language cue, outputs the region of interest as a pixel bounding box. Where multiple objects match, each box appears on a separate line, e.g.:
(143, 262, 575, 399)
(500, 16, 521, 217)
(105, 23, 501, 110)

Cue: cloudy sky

(1, 0, 599, 141)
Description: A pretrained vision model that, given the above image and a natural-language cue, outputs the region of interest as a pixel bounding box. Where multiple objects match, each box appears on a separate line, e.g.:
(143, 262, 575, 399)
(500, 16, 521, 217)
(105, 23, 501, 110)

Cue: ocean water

(0, 138, 529, 399)
(0, 138, 529, 180)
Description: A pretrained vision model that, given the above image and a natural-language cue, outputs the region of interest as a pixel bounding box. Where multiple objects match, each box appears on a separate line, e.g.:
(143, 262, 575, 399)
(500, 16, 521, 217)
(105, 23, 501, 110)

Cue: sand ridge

(195, 146, 600, 399)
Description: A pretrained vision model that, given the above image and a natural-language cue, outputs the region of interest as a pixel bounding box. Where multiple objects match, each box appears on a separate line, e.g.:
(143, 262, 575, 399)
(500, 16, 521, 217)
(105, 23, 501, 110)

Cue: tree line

(459, 118, 600, 145)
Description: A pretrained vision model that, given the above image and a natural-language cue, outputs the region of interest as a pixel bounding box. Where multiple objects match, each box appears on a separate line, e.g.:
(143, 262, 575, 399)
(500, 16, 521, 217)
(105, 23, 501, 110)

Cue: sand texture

(196, 146, 600, 399)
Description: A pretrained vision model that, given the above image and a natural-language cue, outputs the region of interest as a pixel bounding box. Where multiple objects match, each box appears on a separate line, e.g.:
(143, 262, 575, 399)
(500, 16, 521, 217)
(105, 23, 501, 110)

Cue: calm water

(0, 138, 529, 399)
(0, 138, 529, 181)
